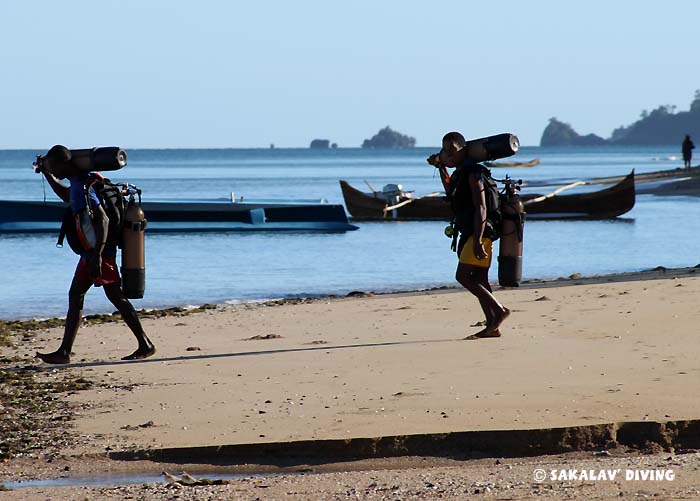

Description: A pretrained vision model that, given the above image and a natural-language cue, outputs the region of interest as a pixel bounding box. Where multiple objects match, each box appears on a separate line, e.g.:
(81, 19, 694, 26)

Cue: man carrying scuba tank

(428, 132, 510, 338)
(34, 145, 156, 364)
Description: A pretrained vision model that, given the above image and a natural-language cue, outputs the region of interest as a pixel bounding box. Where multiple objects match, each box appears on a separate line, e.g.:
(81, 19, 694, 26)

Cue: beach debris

(346, 290, 371, 297)
(246, 334, 282, 340)
(179, 472, 199, 485)
(162, 470, 230, 487)
(185, 346, 201, 351)
(162, 471, 183, 485)
(569, 273, 583, 279)
(120, 420, 155, 431)
(534, 296, 550, 301)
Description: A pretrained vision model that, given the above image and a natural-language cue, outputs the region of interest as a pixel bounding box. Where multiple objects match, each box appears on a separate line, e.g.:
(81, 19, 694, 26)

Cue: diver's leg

(36, 277, 91, 364)
(103, 283, 156, 360)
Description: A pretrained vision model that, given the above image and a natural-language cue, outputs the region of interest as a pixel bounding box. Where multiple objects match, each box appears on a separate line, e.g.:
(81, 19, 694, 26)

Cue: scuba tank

(69, 147, 127, 172)
(121, 194, 147, 299)
(498, 177, 526, 287)
(463, 133, 519, 163)
(34, 145, 127, 174)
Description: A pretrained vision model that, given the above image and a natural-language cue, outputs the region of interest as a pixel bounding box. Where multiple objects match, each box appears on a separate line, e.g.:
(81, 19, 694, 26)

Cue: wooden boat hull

(522, 171, 635, 219)
(340, 171, 635, 221)
(339, 181, 451, 220)
(0, 199, 358, 233)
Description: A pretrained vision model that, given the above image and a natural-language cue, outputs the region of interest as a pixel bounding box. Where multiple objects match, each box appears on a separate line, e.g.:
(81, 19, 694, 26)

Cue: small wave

(224, 298, 281, 305)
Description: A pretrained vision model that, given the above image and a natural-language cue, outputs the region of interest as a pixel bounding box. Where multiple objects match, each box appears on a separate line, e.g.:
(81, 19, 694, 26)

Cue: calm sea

(1, 146, 697, 319)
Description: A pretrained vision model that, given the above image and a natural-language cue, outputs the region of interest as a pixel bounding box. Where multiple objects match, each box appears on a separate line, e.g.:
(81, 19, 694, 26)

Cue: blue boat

(0, 198, 358, 233)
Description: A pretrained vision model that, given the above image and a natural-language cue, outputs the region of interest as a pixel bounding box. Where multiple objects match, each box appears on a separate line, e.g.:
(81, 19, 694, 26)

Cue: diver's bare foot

(489, 307, 511, 332)
(36, 351, 70, 364)
(122, 345, 156, 361)
(464, 328, 501, 340)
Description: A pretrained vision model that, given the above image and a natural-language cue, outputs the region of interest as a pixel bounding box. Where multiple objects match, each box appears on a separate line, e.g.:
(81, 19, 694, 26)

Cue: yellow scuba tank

(121, 194, 147, 299)
(498, 178, 525, 287)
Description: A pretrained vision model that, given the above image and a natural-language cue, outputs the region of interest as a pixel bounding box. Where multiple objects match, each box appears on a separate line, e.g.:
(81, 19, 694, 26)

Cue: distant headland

(306, 126, 417, 149)
(541, 90, 700, 146)
(361, 126, 416, 148)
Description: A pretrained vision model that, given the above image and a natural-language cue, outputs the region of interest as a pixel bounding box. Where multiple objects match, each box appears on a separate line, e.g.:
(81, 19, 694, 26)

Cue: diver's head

(440, 131, 467, 167)
(43, 145, 78, 179)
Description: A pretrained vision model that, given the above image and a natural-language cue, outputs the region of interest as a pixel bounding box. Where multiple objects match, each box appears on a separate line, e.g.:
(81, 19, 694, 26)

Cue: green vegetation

(541, 90, 700, 146)
(362, 126, 416, 148)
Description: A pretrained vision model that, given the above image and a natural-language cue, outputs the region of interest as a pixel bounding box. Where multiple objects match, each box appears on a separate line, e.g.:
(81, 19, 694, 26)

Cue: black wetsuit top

(447, 160, 482, 237)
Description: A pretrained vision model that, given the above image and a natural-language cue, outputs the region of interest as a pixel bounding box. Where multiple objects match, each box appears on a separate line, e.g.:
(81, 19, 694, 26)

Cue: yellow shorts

(459, 236, 493, 267)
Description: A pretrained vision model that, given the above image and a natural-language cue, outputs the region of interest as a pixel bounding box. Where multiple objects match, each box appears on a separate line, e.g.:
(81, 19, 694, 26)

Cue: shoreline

(1, 264, 698, 328)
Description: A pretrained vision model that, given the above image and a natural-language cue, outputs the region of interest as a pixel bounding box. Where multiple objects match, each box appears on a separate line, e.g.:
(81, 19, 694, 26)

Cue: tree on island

(362, 126, 416, 148)
(540, 90, 700, 146)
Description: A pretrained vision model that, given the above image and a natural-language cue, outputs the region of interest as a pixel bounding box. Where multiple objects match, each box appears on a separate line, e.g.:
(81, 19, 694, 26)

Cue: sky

(2, 1, 699, 148)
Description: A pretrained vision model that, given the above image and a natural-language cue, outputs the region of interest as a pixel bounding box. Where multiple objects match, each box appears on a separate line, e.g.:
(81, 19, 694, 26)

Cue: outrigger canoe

(339, 171, 635, 221)
(0, 197, 358, 233)
(484, 158, 540, 168)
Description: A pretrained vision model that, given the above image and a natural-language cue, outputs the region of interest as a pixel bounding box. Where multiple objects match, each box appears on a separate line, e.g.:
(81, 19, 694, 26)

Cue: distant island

(310, 139, 330, 149)
(541, 90, 700, 146)
(309, 139, 338, 149)
(362, 126, 416, 148)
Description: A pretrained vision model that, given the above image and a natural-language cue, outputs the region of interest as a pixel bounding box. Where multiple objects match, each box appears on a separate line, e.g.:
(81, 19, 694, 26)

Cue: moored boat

(339, 181, 451, 220)
(0, 198, 358, 233)
(339, 171, 635, 221)
(522, 171, 635, 219)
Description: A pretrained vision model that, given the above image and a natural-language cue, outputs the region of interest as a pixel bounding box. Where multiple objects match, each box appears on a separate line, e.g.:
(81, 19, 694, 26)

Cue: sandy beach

(2, 267, 700, 498)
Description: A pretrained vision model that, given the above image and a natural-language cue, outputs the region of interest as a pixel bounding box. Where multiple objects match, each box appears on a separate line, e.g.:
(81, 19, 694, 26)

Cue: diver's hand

(473, 239, 488, 260)
(427, 154, 442, 167)
(87, 251, 102, 280)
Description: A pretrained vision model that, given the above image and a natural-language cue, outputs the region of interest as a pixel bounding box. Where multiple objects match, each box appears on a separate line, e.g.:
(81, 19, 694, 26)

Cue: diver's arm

(427, 154, 451, 193)
(91, 205, 108, 257)
(87, 205, 109, 279)
(41, 172, 70, 203)
(469, 171, 488, 259)
(438, 165, 451, 193)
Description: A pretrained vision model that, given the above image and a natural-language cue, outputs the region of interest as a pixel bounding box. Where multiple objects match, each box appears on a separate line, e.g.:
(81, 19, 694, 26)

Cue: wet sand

(2, 268, 700, 498)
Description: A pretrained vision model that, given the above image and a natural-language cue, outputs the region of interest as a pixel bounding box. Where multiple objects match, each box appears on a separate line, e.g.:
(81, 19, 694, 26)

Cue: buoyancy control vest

(446, 163, 502, 250)
(57, 174, 127, 254)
